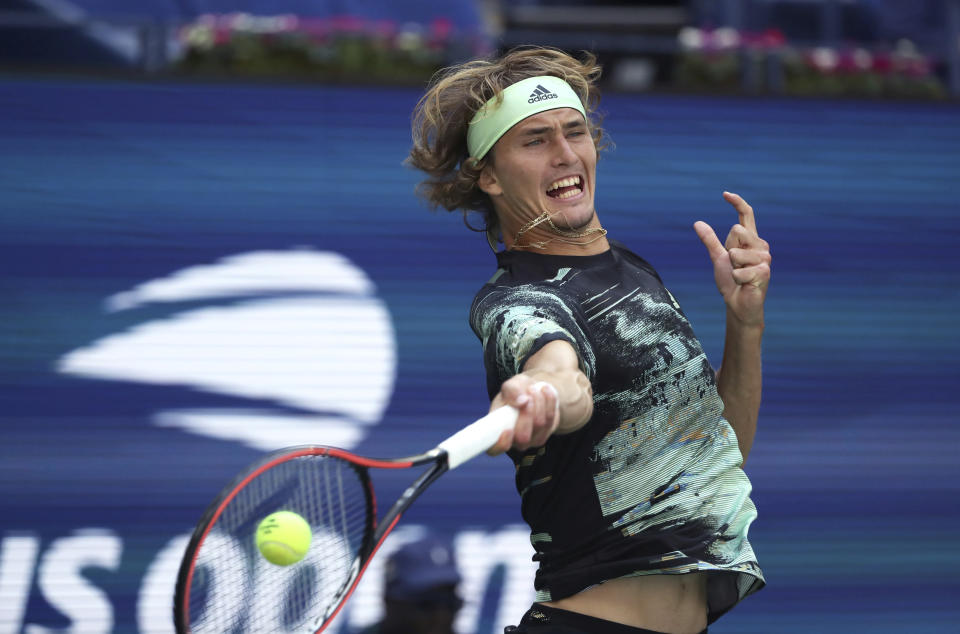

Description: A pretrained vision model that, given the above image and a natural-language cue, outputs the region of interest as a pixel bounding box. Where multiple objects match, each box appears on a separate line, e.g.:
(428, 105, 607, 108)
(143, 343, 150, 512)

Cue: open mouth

(546, 175, 583, 200)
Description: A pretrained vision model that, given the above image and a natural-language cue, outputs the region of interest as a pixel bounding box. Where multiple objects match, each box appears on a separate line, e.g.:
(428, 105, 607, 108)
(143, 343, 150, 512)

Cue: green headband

(467, 75, 587, 160)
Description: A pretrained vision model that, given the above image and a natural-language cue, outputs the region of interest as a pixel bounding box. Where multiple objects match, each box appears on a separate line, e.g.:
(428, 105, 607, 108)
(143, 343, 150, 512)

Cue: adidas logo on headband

(468, 76, 585, 159)
(528, 85, 558, 104)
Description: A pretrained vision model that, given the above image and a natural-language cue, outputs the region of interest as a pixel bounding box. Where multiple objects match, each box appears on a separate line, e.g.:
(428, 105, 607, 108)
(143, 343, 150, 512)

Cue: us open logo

(57, 249, 397, 452)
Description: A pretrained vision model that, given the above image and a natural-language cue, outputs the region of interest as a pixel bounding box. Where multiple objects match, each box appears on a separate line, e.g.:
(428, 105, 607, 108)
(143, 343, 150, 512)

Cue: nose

(551, 134, 579, 167)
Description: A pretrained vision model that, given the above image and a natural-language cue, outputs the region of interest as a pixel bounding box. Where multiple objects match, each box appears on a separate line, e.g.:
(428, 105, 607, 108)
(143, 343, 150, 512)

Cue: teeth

(555, 189, 580, 199)
(547, 176, 581, 192)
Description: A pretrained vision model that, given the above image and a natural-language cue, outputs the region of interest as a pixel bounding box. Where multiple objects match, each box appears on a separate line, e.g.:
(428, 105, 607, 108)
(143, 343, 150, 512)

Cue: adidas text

(528, 93, 558, 104)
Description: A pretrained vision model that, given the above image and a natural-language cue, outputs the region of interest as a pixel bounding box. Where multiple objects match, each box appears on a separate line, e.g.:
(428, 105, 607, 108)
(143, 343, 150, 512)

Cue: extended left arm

(694, 192, 771, 466)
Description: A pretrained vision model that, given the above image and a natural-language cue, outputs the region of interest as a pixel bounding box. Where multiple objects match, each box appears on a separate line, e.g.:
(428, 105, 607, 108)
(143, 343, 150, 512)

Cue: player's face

(479, 108, 598, 233)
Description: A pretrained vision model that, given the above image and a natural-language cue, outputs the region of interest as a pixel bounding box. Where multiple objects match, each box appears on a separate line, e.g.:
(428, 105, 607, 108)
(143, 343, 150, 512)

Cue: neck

(502, 211, 610, 255)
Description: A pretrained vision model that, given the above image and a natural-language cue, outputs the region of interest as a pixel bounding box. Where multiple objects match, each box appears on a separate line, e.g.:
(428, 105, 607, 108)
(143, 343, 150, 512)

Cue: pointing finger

(723, 191, 757, 235)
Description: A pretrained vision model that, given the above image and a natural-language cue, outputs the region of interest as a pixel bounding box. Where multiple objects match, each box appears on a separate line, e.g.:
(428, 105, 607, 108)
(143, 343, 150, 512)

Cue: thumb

(694, 221, 726, 261)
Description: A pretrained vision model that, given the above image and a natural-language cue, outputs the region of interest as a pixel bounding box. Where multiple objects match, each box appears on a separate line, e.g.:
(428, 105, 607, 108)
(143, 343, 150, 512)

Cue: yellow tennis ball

(255, 511, 312, 566)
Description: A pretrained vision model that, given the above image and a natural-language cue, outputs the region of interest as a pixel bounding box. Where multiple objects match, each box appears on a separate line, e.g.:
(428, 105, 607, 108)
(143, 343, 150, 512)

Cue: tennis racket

(173, 405, 518, 633)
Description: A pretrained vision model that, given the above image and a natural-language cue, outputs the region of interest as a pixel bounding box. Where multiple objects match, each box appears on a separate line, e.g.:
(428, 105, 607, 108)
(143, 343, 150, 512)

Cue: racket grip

(438, 405, 519, 470)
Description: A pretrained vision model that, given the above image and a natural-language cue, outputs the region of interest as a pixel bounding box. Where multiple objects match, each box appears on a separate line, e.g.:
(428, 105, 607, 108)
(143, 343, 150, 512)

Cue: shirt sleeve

(470, 284, 595, 398)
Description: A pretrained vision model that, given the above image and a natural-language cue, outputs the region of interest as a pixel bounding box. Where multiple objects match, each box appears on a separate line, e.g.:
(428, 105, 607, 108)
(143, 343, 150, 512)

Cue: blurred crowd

(0, 0, 955, 97)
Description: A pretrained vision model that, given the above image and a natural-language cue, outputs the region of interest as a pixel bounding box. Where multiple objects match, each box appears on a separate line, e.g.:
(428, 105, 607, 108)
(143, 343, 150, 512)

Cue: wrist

(726, 307, 765, 333)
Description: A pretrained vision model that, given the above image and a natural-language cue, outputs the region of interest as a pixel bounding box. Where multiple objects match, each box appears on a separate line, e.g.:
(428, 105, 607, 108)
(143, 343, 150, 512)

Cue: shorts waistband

(515, 604, 708, 634)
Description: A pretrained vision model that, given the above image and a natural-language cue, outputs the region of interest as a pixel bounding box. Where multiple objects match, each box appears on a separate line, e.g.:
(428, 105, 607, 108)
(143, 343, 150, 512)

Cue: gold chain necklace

(511, 211, 608, 250)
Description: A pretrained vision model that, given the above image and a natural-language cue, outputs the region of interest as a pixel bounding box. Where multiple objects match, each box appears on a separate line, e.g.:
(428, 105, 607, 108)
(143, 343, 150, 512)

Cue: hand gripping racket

(173, 405, 518, 633)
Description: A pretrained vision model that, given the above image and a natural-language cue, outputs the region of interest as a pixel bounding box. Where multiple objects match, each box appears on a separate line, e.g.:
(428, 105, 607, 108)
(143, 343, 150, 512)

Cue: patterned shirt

(469, 241, 764, 623)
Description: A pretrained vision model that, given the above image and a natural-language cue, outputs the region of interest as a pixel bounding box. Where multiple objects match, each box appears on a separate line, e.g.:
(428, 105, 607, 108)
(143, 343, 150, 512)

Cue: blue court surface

(1, 75, 958, 633)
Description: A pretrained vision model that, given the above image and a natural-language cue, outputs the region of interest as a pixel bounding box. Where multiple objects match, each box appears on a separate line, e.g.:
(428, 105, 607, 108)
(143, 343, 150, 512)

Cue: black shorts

(504, 604, 708, 634)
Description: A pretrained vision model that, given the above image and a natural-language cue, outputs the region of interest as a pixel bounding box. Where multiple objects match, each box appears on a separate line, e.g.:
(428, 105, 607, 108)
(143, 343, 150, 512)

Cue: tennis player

(408, 47, 769, 634)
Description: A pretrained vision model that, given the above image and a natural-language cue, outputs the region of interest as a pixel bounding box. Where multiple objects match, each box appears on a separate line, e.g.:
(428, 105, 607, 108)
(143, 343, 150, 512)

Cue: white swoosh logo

(57, 250, 396, 451)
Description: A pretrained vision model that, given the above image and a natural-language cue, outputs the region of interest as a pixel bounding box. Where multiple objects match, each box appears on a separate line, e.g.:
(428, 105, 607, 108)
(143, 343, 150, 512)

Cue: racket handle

(438, 405, 519, 470)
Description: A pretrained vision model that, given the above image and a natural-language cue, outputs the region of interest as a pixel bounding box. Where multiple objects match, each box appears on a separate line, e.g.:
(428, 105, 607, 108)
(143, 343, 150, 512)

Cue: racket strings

(187, 453, 372, 632)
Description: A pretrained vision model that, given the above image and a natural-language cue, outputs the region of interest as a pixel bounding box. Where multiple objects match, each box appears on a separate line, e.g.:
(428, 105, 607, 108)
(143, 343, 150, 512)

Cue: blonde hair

(407, 46, 608, 244)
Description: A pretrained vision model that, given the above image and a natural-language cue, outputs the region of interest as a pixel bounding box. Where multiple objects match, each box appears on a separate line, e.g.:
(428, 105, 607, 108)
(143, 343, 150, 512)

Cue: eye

(524, 139, 543, 147)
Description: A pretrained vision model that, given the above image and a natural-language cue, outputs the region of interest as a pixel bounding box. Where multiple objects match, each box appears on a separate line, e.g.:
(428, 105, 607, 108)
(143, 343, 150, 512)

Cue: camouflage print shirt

(469, 241, 764, 623)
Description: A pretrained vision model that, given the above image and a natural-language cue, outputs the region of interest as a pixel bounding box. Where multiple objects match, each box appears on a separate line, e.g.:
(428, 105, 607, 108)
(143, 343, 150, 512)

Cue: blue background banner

(1, 77, 959, 633)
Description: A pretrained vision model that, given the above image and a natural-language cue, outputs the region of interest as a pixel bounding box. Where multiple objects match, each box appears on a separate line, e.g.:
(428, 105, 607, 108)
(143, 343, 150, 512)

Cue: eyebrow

(518, 119, 586, 137)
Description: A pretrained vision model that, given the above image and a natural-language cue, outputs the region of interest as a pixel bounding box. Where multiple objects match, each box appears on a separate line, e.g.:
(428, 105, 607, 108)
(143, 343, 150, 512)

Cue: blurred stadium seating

(689, 1, 959, 96)
(0, 0, 957, 96)
(0, 0, 487, 71)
